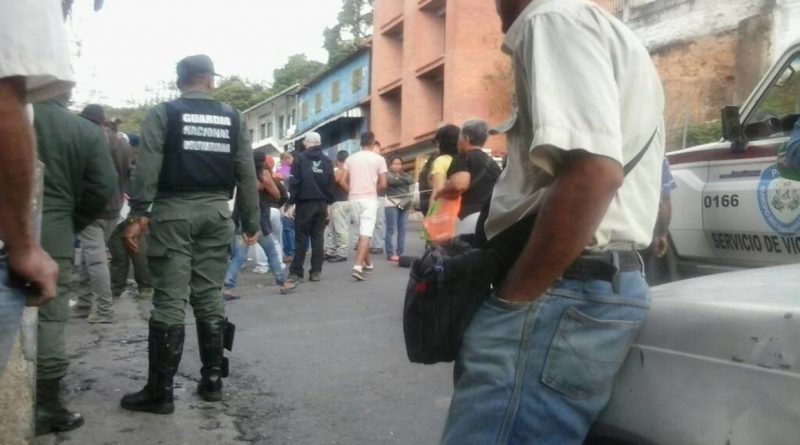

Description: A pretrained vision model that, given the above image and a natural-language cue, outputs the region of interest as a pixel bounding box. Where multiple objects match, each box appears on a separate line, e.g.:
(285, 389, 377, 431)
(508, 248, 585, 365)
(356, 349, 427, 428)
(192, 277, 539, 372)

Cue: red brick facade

(370, 0, 513, 158)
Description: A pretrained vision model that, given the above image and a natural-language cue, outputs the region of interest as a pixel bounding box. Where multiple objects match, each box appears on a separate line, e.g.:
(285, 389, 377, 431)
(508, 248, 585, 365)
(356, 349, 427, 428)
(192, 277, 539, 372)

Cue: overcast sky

(66, 0, 341, 107)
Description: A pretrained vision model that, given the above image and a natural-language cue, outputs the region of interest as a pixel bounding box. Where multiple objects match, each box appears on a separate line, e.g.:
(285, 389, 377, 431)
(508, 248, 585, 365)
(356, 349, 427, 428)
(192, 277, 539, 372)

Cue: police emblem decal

(757, 164, 800, 234)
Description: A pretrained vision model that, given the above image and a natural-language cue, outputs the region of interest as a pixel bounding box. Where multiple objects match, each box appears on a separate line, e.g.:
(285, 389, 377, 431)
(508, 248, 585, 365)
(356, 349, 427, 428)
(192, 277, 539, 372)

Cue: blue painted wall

(297, 50, 370, 134)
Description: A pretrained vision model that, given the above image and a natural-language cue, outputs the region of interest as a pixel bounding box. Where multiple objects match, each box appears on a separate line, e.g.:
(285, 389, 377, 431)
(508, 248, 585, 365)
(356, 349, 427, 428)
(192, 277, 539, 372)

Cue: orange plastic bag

(422, 197, 461, 244)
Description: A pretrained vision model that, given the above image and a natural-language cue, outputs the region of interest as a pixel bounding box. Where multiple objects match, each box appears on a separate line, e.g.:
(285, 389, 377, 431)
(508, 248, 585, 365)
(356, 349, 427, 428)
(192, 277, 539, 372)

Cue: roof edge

(242, 83, 301, 114)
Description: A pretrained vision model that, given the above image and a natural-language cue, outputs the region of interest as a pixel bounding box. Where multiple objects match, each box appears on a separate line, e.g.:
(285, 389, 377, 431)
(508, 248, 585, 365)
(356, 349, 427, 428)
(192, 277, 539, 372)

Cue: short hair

(388, 155, 403, 165)
(460, 119, 489, 146)
(434, 124, 460, 156)
(177, 73, 213, 90)
(337, 150, 349, 163)
(360, 131, 375, 147)
(304, 132, 321, 147)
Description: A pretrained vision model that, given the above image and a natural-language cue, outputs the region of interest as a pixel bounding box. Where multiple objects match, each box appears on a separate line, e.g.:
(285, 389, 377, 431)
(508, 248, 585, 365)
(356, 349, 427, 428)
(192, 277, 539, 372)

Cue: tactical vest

(159, 98, 238, 194)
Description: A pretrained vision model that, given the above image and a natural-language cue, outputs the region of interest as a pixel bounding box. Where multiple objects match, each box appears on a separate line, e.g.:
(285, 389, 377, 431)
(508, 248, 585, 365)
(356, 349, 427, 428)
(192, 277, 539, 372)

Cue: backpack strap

(623, 128, 658, 176)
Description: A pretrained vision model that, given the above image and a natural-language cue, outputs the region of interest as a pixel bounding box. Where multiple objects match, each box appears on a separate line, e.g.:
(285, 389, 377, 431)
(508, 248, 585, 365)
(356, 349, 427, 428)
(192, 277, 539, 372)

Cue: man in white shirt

(342, 132, 387, 281)
(440, 1, 665, 443)
(0, 0, 74, 375)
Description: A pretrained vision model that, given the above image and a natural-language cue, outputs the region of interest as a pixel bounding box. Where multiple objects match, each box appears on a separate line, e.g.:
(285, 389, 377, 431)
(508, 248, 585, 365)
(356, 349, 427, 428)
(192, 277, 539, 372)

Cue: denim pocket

(541, 306, 641, 400)
(486, 294, 534, 312)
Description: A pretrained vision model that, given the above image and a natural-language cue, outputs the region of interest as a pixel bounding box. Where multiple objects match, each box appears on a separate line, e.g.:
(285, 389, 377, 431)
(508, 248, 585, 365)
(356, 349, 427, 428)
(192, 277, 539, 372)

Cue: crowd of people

(2, 41, 503, 434)
(225, 121, 501, 295)
(2, 0, 673, 443)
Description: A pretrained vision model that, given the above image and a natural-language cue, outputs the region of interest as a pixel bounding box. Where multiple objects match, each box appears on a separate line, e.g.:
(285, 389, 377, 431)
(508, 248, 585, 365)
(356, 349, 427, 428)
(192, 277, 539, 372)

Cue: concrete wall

(622, 0, 800, 149)
(243, 87, 300, 153)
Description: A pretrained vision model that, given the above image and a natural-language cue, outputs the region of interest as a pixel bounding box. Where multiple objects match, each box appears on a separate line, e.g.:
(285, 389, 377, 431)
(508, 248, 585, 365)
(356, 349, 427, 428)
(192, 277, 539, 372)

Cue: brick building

(369, 0, 800, 161)
(369, 0, 513, 162)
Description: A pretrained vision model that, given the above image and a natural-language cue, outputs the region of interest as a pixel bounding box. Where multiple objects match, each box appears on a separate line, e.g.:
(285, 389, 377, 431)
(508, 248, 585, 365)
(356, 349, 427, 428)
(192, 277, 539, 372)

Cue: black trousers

(290, 200, 328, 276)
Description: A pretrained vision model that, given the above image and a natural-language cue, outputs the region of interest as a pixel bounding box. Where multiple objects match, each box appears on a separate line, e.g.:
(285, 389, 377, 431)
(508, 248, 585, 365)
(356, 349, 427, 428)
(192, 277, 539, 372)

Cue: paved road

(35, 225, 454, 445)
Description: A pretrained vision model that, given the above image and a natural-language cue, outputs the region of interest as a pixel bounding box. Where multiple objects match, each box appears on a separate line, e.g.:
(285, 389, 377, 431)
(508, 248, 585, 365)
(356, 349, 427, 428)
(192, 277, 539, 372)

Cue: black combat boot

(120, 321, 184, 414)
(35, 377, 85, 436)
(196, 317, 226, 402)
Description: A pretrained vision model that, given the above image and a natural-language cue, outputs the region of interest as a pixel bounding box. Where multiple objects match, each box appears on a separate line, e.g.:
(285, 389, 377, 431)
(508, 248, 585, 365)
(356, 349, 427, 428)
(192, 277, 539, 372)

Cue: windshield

(747, 52, 800, 137)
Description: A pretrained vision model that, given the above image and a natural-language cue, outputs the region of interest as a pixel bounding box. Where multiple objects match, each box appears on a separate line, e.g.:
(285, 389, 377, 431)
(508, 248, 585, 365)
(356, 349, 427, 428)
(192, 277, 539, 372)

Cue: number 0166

(704, 194, 740, 208)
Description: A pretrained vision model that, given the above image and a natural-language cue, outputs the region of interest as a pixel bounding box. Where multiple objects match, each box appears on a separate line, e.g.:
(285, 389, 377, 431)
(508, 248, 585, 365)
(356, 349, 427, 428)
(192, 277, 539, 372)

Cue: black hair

(387, 155, 403, 165)
(434, 124, 460, 156)
(253, 151, 266, 178)
(337, 150, 349, 163)
(360, 131, 376, 147)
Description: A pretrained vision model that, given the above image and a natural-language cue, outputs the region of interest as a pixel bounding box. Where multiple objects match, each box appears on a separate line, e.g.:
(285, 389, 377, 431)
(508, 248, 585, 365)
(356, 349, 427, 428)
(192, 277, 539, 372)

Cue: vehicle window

(747, 53, 800, 138)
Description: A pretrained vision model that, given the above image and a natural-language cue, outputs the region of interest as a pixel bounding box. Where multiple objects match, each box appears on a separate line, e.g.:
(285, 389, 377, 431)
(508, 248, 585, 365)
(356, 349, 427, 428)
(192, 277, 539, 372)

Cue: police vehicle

(666, 39, 800, 277)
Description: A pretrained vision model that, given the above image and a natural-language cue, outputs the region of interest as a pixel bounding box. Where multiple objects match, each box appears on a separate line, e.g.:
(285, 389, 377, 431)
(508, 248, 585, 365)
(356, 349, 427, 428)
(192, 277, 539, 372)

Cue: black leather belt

(562, 250, 643, 283)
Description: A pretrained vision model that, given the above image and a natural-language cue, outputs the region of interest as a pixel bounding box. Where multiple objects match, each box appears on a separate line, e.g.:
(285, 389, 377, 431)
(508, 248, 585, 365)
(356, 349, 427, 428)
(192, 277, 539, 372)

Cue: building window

(352, 68, 363, 92)
(259, 123, 266, 140)
(301, 102, 308, 121)
(249, 129, 254, 142)
(331, 80, 341, 103)
(289, 109, 296, 127)
(278, 115, 285, 138)
(314, 93, 322, 113)
(267, 122, 273, 138)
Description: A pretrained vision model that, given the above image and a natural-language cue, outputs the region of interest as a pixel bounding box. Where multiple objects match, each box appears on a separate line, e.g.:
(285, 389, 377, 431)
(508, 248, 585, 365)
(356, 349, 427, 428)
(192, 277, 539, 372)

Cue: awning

(295, 107, 365, 139)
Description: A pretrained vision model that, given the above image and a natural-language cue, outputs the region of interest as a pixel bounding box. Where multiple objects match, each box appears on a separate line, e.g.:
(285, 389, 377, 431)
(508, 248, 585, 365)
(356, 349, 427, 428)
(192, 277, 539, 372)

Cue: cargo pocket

(218, 207, 232, 220)
(146, 239, 171, 260)
(541, 306, 641, 400)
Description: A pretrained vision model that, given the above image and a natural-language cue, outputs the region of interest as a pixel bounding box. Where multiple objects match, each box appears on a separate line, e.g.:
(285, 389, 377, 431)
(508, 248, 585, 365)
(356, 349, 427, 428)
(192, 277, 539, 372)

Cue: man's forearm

(498, 155, 623, 302)
(0, 78, 36, 251)
(654, 198, 671, 237)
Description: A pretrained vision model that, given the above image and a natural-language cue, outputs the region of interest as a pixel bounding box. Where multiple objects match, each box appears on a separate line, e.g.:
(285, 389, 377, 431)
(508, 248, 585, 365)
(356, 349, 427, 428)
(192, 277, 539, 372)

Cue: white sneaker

(252, 266, 269, 274)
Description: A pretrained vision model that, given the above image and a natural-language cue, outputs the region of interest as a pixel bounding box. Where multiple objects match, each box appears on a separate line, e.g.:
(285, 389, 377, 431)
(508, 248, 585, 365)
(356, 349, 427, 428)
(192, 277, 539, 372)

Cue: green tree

(323, 0, 374, 65)
(212, 76, 271, 111)
(685, 120, 723, 147)
(106, 106, 150, 134)
(270, 54, 326, 94)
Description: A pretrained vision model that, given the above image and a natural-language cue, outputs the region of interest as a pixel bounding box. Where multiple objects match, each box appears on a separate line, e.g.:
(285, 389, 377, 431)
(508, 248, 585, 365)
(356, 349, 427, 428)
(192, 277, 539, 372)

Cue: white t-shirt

(0, 0, 75, 102)
(485, 0, 665, 250)
(344, 150, 388, 201)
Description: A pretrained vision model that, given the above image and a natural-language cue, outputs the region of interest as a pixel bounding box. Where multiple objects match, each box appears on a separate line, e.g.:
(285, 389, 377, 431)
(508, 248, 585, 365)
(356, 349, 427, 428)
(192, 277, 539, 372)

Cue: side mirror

(721, 106, 747, 153)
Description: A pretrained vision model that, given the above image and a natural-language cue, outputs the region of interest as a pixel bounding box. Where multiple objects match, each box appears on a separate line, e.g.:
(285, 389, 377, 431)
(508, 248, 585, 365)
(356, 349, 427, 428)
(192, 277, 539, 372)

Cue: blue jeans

(0, 256, 27, 374)
(270, 208, 283, 255)
(224, 232, 285, 288)
(441, 270, 650, 445)
(282, 215, 295, 258)
(384, 205, 408, 257)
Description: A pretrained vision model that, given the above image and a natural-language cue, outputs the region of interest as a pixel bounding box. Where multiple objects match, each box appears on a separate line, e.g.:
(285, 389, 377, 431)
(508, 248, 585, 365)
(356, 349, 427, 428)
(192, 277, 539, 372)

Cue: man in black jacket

(288, 132, 334, 283)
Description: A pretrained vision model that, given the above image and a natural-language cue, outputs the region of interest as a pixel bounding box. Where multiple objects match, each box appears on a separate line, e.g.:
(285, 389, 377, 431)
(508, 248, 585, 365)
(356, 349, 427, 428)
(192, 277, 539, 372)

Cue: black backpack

(403, 237, 498, 364)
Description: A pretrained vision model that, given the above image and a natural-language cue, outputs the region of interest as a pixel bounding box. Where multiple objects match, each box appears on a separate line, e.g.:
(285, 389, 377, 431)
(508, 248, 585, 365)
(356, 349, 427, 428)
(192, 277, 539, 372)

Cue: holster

(223, 319, 235, 351)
